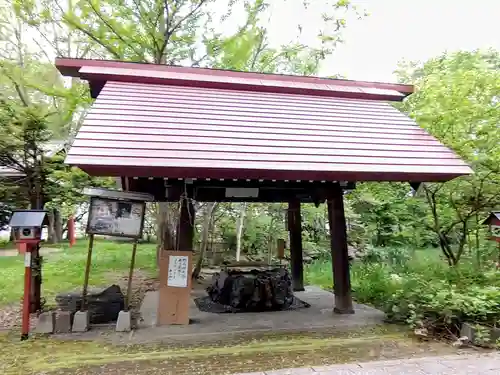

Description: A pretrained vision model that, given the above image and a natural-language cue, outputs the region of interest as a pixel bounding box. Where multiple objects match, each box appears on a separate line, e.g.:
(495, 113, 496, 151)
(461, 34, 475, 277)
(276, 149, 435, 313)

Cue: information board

(86, 197, 145, 238)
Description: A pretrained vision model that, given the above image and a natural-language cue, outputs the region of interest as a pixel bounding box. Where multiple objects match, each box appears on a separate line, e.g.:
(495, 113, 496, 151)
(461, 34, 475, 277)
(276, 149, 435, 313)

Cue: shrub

(306, 246, 500, 336)
(359, 245, 413, 269)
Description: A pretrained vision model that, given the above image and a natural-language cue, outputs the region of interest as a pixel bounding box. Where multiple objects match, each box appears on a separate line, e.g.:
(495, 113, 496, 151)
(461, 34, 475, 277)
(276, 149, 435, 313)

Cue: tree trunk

(475, 212, 481, 268)
(47, 209, 56, 244)
(29, 157, 43, 312)
(54, 209, 63, 243)
(176, 192, 196, 251)
(235, 203, 247, 261)
(156, 202, 177, 267)
(193, 202, 217, 279)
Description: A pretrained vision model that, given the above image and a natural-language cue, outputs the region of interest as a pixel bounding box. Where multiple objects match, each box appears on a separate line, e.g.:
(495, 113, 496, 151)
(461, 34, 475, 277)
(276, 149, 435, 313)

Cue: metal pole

(81, 234, 94, 311)
(125, 240, 138, 311)
(21, 249, 32, 341)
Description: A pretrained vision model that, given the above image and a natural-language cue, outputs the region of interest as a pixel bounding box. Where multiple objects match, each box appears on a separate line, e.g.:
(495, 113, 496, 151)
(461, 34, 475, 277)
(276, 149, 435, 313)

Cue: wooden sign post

(80, 188, 153, 333)
(158, 250, 193, 325)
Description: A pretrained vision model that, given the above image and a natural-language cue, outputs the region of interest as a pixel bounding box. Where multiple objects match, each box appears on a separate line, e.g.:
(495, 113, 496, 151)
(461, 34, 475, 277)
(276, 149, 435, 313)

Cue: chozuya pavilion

(56, 58, 471, 314)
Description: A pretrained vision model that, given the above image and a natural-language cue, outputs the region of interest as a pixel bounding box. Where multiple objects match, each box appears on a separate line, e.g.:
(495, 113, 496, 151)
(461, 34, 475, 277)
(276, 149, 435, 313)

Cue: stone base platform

(129, 285, 384, 345)
(52, 286, 384, 345)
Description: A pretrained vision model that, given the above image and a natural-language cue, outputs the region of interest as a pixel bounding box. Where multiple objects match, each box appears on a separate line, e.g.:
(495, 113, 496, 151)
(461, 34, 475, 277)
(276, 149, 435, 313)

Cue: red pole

(21, 249, 32, 341)
(68, 216, 76, 247)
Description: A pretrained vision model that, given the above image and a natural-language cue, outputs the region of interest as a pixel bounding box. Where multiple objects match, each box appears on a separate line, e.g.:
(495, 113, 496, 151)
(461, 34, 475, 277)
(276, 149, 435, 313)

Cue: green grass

(304, 248, 457, 291)
(305, 258, 333, 289)
(0, 239, 157, 306)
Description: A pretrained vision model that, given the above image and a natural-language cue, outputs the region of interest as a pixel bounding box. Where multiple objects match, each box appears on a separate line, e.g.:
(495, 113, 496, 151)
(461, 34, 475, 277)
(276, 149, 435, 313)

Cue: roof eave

(81, 70, 408, 102)
(55, 57, 415, 99)
(67, 163, 472, 184)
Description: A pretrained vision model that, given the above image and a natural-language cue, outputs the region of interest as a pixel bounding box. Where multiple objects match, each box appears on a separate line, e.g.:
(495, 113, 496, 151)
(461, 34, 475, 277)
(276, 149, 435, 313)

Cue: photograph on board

(87, 198, 144, 238)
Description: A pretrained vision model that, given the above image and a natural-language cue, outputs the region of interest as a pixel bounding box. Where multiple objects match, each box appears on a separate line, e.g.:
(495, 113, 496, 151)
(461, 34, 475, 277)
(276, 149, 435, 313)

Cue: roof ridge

(56, 58, 413, 101)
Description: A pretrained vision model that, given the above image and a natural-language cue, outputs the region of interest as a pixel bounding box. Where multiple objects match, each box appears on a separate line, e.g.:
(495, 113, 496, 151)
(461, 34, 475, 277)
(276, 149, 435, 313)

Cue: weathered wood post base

(327, 183, 354, 314)
(288, 199, 304, 291)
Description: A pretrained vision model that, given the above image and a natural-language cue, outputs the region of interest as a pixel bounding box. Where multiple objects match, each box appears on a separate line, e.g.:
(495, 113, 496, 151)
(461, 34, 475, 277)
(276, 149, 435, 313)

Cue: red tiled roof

(58, 59, 472, 182)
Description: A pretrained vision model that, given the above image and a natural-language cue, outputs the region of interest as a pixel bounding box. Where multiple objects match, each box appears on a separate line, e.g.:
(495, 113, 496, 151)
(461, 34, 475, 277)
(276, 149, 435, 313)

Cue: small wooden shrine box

(483, 212, 500, 242)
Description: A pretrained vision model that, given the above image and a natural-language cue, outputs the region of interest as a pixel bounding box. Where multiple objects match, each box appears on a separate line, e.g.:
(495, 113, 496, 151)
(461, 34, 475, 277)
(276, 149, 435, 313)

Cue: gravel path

(41, 352, 500, 375)
(236, 353, 500, 375)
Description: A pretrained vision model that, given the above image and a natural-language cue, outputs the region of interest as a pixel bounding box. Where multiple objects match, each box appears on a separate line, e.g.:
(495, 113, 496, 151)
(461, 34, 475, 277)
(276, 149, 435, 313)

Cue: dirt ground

(2, 325, 477, 375)
(0, 272, 484, 375)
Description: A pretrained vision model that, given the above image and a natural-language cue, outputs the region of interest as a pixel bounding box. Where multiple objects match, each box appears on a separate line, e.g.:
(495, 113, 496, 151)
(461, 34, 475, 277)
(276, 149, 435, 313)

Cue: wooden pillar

(327, 183, 354, 314)
(288, 199, 304, 291)
(176, 187, 195, 251)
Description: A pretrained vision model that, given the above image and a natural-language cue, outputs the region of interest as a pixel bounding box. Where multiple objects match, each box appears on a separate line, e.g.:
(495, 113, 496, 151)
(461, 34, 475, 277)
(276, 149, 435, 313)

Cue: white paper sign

(24, 252, 31, 267)
(167, 255, 189, 288)
(225, 187, 259, 198)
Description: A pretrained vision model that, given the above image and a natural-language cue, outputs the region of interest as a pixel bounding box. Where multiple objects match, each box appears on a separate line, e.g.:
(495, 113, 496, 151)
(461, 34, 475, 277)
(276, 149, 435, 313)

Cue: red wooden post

(68, 215, 76, 247)
(21, 247, 33, 341)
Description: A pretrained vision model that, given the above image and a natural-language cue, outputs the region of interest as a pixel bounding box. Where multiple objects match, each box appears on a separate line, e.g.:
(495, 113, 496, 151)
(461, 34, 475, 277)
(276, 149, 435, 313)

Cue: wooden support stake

(327, 183, 354, 314)
(288, 199, 304, 291)
(81, 234, 95, 311)
(125, 240, 138, 311)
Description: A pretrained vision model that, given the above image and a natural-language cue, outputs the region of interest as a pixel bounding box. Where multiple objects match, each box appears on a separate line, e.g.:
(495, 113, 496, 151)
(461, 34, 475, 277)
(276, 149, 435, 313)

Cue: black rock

(55, 284, 125, 324)
(206, 268, 295, 312)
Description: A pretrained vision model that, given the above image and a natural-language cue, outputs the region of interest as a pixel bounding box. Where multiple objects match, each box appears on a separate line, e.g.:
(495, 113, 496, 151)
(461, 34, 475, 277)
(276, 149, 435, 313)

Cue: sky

(263, 0, 500, 82)
(14, 0, 500, 83)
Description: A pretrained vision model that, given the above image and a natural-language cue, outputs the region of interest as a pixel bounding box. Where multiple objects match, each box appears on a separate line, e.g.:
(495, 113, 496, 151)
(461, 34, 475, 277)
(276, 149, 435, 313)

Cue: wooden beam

(288, 199, 304, 291)
(327, 184, 354, 314)
(127, 177, 356, 203)
(176, 186, 195, 251)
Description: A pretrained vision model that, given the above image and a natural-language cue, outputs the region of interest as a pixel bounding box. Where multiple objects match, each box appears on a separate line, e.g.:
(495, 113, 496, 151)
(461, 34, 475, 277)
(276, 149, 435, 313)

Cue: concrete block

(461, 322, 500, 346)
(116, 310, 131, 332)
(35, 311, 55, 334)
(72, 311, 89, 332)
(139, 291, 158, 327)
(54, 311, 72, 333)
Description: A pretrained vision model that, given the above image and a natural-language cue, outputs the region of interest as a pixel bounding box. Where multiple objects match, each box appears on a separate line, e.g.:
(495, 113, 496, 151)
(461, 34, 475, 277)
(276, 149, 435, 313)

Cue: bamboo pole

(125, 240, 139, 311)
(81, 234, 95, 311)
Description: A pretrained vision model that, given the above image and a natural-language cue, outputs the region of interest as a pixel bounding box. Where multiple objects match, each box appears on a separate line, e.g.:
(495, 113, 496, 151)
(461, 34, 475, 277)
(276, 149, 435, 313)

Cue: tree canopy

(0, 0, 498, 265)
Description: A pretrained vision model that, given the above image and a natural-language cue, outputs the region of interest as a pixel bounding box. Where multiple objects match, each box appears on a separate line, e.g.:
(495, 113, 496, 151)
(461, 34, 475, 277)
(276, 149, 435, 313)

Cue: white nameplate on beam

(225, 187, 259, 198)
